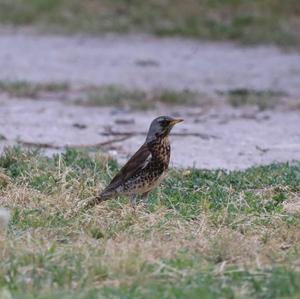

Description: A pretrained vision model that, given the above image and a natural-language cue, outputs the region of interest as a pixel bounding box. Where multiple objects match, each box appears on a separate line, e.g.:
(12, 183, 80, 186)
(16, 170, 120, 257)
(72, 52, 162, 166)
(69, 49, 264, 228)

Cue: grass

(0, 0, 299, 46)
(0, 147, 300, 298)
(226, 88, 287, 110)
(0, 80, 203, 109)
(0, 80, 69, 98)
(80, 85, 151, 110)
(2, 80, 295, 111)
(79, 85, 200, 109)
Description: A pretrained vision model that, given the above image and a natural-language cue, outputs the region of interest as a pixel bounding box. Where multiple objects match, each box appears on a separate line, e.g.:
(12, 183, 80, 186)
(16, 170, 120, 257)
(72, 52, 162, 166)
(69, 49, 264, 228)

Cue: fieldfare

(88, 116, 183, 207)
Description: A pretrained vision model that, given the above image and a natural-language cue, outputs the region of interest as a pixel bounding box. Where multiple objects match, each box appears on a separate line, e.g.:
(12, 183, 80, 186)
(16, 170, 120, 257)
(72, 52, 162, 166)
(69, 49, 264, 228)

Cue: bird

(87, 116, 183, 208)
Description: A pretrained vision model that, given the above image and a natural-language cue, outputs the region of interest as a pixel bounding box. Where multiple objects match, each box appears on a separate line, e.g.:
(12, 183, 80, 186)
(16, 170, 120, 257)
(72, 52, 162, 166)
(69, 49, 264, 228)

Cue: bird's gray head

(146, 116, 183, 144)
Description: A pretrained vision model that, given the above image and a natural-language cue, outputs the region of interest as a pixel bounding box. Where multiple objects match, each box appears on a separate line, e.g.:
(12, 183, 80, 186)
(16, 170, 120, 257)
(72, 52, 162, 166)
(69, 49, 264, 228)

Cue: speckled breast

(122, 137, 171, 195)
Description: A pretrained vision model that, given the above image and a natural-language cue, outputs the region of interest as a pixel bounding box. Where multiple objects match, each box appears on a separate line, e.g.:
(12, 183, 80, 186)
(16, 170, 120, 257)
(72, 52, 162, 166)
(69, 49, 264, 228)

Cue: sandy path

(1, 32, 300, 95)
(0, 97, 299, 170)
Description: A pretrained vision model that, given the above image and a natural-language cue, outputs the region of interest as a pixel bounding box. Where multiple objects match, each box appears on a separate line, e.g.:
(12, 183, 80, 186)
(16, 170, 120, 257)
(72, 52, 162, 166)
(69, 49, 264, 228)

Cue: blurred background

(0, 0, 300, 169)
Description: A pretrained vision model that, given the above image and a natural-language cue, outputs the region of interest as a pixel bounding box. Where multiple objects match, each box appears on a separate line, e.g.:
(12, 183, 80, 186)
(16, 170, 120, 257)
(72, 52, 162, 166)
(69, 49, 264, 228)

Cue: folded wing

(101, 143, 151, 196)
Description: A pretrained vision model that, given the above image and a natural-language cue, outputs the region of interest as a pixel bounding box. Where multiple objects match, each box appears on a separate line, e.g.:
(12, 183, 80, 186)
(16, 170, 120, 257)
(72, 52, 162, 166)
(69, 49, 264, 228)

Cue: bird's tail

(84, 192, 112, 209)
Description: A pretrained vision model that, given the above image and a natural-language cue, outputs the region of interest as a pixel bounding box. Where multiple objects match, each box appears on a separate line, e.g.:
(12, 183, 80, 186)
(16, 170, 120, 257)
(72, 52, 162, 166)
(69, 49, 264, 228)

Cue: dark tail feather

(84, 193, 112, 209)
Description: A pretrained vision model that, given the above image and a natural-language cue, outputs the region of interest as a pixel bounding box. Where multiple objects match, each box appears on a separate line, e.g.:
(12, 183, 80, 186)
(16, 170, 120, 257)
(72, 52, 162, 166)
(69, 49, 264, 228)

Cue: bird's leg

(138, 191, 150, 208)
(130, 194, 138, 209)
(141, 191, 150, 201)
(141, 191, 150, 204)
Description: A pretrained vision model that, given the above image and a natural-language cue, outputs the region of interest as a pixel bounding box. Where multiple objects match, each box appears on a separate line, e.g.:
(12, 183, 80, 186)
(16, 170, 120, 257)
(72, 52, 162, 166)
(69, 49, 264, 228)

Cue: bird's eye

(160, 120, 168, 126)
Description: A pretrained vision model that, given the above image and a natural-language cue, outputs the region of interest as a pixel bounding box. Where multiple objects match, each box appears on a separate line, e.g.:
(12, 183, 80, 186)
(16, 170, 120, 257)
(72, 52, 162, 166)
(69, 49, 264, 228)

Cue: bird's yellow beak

(170, 118, 184, 125)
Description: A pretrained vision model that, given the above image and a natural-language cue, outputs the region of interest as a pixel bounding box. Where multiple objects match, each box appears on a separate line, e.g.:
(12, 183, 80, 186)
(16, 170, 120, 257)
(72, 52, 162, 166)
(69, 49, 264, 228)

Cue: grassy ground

(2, 79, 294, 111)
(0, 0, 299, 46)
(0, 147, 300, 298)
(79, 85, 200, 109)
(0, 81, 70, 99)
(0, 80, 207, 109)
(225, 89, 287, 111)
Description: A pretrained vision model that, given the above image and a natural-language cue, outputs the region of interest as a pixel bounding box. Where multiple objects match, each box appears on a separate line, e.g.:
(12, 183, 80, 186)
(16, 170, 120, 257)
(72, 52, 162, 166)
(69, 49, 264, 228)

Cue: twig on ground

(17, 136, 131, 150)
(101, 127, 218, 140)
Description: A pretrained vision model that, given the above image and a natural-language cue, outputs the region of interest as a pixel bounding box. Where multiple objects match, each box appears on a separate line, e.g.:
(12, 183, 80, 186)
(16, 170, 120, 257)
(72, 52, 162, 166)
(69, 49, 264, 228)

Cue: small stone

(114, 118, 135, 125)
(73, 123, 87, 129)
(0, 208, 11, 229)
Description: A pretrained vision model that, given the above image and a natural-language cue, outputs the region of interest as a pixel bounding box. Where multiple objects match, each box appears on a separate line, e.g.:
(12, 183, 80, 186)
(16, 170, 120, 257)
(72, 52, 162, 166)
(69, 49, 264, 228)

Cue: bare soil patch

(0, 97, 299, 170)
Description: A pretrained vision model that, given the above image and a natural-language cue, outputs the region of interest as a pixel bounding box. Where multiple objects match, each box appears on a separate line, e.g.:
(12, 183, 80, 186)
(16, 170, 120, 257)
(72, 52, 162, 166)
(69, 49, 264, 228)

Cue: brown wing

(101, 143, 151, 194)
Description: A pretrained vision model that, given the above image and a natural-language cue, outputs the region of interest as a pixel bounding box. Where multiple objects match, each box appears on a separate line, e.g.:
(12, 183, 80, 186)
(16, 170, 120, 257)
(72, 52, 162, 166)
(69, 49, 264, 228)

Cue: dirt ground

(1, 32, 300, 95)
(0, 32, 300, 170)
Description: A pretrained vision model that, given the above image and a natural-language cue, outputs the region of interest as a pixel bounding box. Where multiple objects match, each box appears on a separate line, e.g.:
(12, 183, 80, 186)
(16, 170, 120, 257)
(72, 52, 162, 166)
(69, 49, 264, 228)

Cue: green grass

(2, 80, 293, 111)
(0, 0, 299, 46)
(3, 266, 300, 299)
(0, 147, 300, 298)
(0, 80, 69, 98)
(0, 80, 203, 109)
(79, 85, 199, 109)
(226, 88, 287, 110)
(80, 85, 152, 110)
(157, 90, 198, 105)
